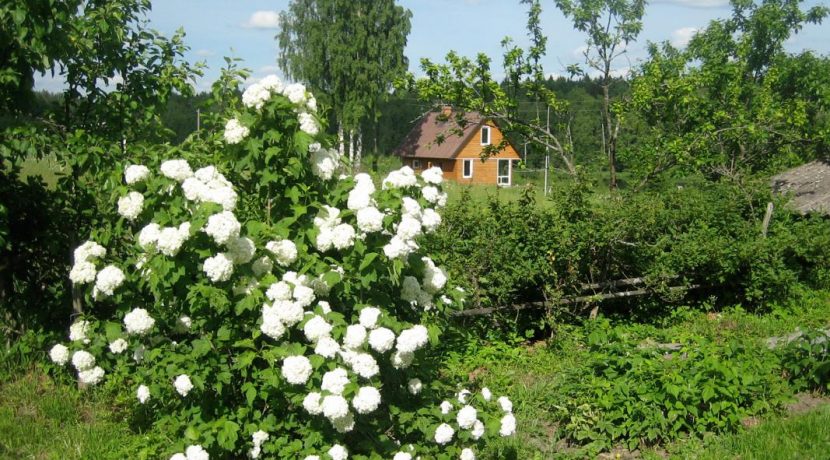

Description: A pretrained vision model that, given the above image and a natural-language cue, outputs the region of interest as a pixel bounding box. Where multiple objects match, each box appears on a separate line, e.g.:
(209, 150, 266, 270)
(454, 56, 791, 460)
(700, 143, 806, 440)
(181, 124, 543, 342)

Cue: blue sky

(35, 0, 830, 92)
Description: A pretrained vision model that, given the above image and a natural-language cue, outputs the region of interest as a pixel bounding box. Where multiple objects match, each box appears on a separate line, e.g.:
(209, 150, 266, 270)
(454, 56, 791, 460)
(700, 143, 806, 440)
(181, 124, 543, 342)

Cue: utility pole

(544, 105, 550, 196)
(196, 108, 201, 131)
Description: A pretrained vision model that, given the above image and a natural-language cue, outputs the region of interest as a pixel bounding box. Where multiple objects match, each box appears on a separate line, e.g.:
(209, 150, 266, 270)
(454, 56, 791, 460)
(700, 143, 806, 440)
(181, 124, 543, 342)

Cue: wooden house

(394, 109, 521, 186)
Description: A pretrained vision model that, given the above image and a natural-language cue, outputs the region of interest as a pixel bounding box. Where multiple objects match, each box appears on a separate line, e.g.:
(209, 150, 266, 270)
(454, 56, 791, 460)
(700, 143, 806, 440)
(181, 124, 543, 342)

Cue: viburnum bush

(47, 75, 516, 459)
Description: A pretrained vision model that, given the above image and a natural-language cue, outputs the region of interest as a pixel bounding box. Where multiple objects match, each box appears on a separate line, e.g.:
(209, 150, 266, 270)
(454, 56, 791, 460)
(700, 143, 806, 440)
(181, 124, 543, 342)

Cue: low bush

(778, 328, 830, 393)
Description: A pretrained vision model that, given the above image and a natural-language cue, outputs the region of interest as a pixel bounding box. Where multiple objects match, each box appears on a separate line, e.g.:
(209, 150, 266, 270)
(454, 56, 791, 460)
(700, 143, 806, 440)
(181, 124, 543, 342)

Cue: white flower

(251, 256, 273, 277)
(298, 112, 319, 135)
(422, 185, 440, 204)
(138, 223, 161, 250)
(282, 355, 313, 385)
(347, 190, 372, 211)
(157, 224, 190, 256)
(266, 239, 298, 266)
(457, 389, 471, 404)
(137, 384, 150, 404)
(315, 336, 340, 358)
(423, 258, 448, 293)
(252, 430, 269, 447)
(69, 320, 91, 343)
(359, 307, 381, 329)
(500, 413, 517, 436)
(242, 82, 271, 109)
(343, 324, 367, 349)
(393, 453, 412, 460)
(203, 253, 234, 283)
(269, 300, 304, 326)
(303, 315, 332, 342)
(356, 206, 384, 233)
(223, 118, 249, 144)
(265, 281, 292, 301)
(434, 423, 455, 445)
(322, 368, 350, 395)
(260, 311, 286, 340)
(311, 148, 341, 180)
(303, 392, 323, 415)
(350, 352, 379, 379)
(396, 215, 422, 240)
(472, 419, 485, 439)
(457, 405, 478, 429)
(185, 445, 210, 460)
(74, 241, 106, 263)
(396, 325, 429, 353)
(109, 338, 128, 354)
(352, 386, 381, 414)
(401, 197, 422, 218)
(322, 394, 349, 420)
(49, 344, 70, 365)
(174, 374, 194, 396)
(69, 261, 97, 284)
(331, 224, 356, 250)
(327, 444, 348, 460)
(482, 387, 492, 401)
(179, 316, 192, 329)
(318, 300, 332, 314)
(401, 276, 421, 303)
(283, 83, 307, 105)
(391, 350, 414, 369)
(93, 265, 125, 299)
(421, 166, 443, 184)
(78, 366, 105, 385)
(383, 235, 417, 260)
(204, 211, 241, 245)
(368, 327, 395, 353)
(303, 457, 321, 460)
(124, 164, 150, 184)
(382, 167, 418, 189)
(160, 159, 193, 182)
(170, 454, 187, 460)
(292, 285, 316, 308)
(498, 396, 513, 413)
(440, 400, 453, 414)
(124, 308, 155, 335)
(422, 208, 442, 232)
(407, 378, 422, 395)
(259, 74, 284, 93)
(226, 237, 255, 265)
(117, 191, 144, 221)
(460, 448, 476, 460)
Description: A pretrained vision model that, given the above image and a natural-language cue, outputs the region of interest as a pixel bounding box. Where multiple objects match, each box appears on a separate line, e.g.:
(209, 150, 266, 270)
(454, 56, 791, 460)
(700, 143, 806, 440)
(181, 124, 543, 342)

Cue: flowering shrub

(48, 76, 516, 459)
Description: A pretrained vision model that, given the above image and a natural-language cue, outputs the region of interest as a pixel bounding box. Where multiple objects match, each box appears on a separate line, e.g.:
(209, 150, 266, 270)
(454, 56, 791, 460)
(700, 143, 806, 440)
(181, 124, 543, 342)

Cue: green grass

(0, 370, 142, 459)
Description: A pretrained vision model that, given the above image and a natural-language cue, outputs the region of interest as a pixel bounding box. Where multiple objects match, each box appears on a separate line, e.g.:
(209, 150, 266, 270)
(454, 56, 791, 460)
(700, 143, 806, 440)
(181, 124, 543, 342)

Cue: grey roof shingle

(772, 160, 830, 215)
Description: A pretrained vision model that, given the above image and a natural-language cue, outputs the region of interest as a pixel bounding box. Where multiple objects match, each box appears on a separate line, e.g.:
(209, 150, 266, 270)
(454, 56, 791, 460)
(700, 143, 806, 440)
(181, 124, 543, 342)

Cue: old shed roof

(771, 160, 830, 215)
(395, 110, 484, 159)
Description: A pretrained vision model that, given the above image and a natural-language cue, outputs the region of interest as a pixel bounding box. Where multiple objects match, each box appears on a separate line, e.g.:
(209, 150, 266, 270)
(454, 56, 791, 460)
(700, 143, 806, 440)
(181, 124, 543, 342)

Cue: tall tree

(278, 0, 412, 166)
(555, 0, 646, 189)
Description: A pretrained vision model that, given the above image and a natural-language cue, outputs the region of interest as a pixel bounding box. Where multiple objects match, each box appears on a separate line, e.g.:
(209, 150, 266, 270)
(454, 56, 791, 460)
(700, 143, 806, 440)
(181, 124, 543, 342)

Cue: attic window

(480, 126, 491, 146)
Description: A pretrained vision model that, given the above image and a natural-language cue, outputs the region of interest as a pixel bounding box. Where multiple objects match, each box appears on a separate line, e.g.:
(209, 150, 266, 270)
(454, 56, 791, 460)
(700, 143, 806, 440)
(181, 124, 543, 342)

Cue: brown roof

(771, 160, 830, 215)
(394, 110, 484, 159)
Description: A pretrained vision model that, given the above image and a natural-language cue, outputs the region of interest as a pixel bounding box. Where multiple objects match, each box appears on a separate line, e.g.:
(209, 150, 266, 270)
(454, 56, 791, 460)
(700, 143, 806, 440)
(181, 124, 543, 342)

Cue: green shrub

(778, 328, 830, 392)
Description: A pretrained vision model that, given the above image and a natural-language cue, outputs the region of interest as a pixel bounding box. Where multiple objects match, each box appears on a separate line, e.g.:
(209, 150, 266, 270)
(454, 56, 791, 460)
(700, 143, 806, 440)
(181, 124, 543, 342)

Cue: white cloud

(654, 0, 729, 8)
(243, 11, 281, 29)
(195, 49, 215, 57)
(571, 45, 588, 59)
(671, 27, 699, 47)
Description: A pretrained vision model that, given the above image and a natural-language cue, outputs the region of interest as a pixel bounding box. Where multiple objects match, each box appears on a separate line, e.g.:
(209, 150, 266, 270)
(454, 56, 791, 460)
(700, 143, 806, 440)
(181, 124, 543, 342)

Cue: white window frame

(412, 159, 421, 169)
(497, 159, 512, 186)
(480, 125, 491, 146)
(462, 159, 474, 178)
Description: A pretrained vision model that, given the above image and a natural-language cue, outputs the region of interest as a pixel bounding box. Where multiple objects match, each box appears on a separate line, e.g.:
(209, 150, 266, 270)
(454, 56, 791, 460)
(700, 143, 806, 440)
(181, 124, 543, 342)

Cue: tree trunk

(354, 131, 362, 171)
(348, 131, 355, 170)
(602, 82, 617, 190)
(338, 124, 346, 158)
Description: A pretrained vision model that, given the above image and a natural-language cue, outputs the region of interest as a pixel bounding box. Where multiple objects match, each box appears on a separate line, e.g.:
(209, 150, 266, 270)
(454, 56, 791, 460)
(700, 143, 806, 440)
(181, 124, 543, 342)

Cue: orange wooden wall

(402, 121, 520, 185)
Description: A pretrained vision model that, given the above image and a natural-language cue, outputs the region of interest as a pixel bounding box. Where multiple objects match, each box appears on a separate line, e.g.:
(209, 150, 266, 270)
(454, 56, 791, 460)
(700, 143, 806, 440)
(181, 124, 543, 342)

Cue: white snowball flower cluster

(124, 164, 150, 184)
(69, 241, 105, 285)
(327, 444, 348, 460)
(72, 350, 95, 370)
(124, 308, 155, 335)
(154, 223, 192, 256)
(408, 378, 423, 395)
(174, 374, 193, 396)
(203, 252, 234, 282)
(310, 145, 342, 180)
(314, 206, 355, 251)
(170, 445, 210, 460)
(299, 112, 320, 135)
(93, 265, 125, 299)
(223, 118, 249, 144)
(460, 448, 476, 460)
(181, 166, 238, 211)
(359, 307, 381, 328)
(422, 258, 448, 293)
(352, 386, 381, 414)
(457, 405, 478, 429)
(160, 159, 193, 182)
(242, 81, 272, 110)
(266, 239, 298, 266)
(226, 236, 255, 264)
(242, 75, 315, 115)
(348, 174, 376, 211)
(137, 384, 151, 404)
(368, 327, 396, 353)
(78, 366, 106, 385)
(109, 338, 128, 354)
(421, 166, 443, 185)
(49, 344, 70, 365)
(304, 315, 333, 342)
(117, 191, 144, 221)
(204, 211, 241, 245)
(282, 355, 313, 385)
(382, 166, 418, 189)
(249, 430, 269, 459)
(434, 423, 455, 445)
(321, 368, 350, 395)
(69, 319, 91, 343)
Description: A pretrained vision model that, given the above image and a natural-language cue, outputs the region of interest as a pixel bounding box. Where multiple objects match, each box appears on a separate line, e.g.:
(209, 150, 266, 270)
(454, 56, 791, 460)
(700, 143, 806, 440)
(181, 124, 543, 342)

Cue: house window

(412, 159, 421, 169)
(480, 126, 491, 145)
(497, 159, 511, 186)
(462, 159, 473, 178)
